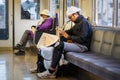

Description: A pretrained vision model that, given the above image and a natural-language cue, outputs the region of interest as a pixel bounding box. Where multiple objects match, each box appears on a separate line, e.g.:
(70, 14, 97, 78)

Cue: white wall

(14, 0, 37, 46)
(81, 0, 92, 22)
(40, 0, 49, 10)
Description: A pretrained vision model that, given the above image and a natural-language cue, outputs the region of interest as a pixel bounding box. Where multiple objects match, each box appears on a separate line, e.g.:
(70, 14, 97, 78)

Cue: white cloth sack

(40, 46, 53, 69)
(37, 32, 59, 69)
(40, 46, 68, 70)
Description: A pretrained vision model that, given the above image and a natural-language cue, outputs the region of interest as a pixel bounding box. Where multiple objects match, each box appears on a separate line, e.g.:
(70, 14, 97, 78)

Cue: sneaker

(37, 70, 56, 79)
(14, 50, 25, 56)
(30, 67, 37, 73)
(14, 44, 22, 50)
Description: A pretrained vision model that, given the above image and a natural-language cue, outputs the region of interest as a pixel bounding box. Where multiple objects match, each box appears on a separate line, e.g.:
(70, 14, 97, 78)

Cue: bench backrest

(90, 27, 120, 59)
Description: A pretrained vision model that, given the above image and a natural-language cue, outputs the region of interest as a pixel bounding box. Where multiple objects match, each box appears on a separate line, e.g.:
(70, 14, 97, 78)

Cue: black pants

(19, 30, 33, 51)
(37, 51, 46, 73)
(51, 41, 64, 69)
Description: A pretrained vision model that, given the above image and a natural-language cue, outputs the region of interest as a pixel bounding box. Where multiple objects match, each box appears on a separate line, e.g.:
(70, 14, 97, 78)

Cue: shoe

(37, 70, 56, 79)
(14, 44, 22, 50)
(14, 50, 25, 56)
(30, 67, 37, 73)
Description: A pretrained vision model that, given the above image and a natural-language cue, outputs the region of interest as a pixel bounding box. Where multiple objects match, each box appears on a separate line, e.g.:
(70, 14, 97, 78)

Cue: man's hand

(59, 30, 69, 39)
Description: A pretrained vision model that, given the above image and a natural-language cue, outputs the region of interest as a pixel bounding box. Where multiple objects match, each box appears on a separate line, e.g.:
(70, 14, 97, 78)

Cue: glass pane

(118, 0, 120, 27)
(66, 0, 72, 9)
(0, 0, 5, 29)
(74, 0, 79, 7)
(66, 0, 72, 21)
(0, 0, 8, 40)
(96, 0, 113, 26)
(21, 0, 40, 20)
(56, 0, 60, 9)
(50, 0, 56, 17)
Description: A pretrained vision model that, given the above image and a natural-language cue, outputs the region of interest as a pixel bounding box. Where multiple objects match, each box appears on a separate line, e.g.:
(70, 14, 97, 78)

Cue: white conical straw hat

(37, 33, 59, 48)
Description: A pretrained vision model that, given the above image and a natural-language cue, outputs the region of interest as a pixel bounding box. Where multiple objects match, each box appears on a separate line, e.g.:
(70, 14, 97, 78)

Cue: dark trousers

(19, 30, 33, 51)
(37, 51, 46, 73)
(50, 37, 88, 69)
(51, 41, 64, 69)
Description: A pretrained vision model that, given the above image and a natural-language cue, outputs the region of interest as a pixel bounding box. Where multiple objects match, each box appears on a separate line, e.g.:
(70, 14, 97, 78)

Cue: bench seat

(64, 27, 120, 80)
(65, 52, 120, 80)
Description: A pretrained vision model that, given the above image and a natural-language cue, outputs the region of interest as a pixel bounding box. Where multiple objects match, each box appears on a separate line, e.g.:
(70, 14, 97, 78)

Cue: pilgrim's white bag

(37, 32, 59, 69)
(37, 32, 59, 48)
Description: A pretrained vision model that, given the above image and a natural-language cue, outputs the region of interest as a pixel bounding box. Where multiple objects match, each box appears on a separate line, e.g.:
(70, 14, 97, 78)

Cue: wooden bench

(65, 27, 120, 80)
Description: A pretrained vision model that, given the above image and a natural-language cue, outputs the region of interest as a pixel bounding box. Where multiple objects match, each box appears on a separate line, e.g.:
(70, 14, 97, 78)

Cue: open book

(37, 32, 59, 48)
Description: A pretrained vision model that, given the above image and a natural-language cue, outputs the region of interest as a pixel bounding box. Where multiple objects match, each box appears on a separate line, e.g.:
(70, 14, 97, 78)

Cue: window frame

(20, 0, 40, 20)
(93, 0, 120, 28)
(93, 0, 114, 27)
(0, 0, 9, 40)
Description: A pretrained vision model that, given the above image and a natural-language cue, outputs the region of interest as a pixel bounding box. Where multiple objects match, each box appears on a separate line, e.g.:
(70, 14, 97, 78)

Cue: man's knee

(54, 41, 64, 52)
(24, 30, 30, 34)
(59, 41, 64, 51)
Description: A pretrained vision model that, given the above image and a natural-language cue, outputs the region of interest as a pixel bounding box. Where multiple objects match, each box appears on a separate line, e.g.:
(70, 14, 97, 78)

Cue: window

(0, 0, 8, 40)
(50, 0, 56, 17)
(95, 0, 113, 27)
(56, 0, 60, 9)
(74, 0, 79, 7)
(66, 0, 72, 9)
(66, 0, 79, 8)
(66, 0, 73, 21)
(49, 0, 60, 25)
(21, 0, 40, 20)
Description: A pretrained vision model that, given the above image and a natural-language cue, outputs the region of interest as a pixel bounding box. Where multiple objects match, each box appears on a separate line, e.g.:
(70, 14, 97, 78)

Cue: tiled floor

(0, 50, 77, 80)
